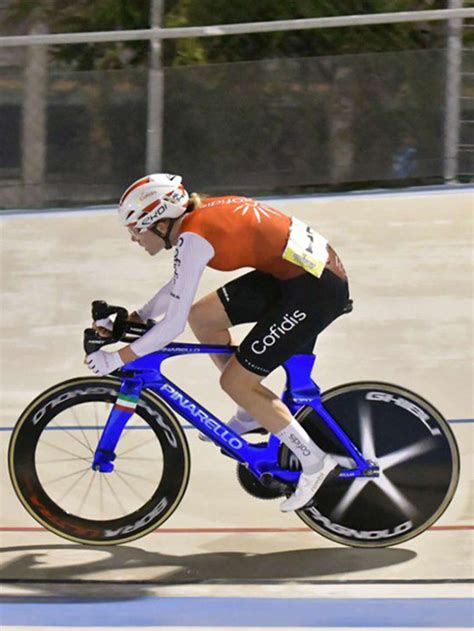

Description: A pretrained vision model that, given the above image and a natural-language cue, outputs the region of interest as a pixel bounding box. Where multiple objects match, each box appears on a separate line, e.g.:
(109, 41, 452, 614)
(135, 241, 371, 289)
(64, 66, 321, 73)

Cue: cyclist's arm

(127, 232, 215, 357)
(135, 279, 174, 322)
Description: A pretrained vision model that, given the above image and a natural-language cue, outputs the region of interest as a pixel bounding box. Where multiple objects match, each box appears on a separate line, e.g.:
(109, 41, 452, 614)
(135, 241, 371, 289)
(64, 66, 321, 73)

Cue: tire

(279, 382, 460, 548)
(9, 376, 191, 545)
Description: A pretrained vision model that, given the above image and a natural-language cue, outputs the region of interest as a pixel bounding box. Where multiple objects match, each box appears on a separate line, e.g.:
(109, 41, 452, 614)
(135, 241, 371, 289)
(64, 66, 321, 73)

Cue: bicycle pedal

(259, 473, 294, 496)
(246, 427, 268, 436)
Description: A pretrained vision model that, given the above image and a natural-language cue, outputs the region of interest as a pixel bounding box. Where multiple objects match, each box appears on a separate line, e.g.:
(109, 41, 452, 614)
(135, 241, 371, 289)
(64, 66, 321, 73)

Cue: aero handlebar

(83, 301, 154, 354)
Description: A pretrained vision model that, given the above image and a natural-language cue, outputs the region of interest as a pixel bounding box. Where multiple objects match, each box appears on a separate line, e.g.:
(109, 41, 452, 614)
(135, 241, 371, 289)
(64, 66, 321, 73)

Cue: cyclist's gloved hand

(92, 317, 114, 338)
(85, 349, 124, 376)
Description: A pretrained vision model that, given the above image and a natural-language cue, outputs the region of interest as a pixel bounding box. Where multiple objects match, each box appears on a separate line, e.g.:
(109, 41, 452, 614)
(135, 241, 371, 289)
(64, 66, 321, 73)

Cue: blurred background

(0, 1, 472, 209)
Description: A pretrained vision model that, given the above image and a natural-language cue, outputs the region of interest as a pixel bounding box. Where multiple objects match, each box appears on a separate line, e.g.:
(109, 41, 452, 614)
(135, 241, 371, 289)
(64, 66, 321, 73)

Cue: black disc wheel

(9, 377, 190, 545)
(279, 382, 460, 548)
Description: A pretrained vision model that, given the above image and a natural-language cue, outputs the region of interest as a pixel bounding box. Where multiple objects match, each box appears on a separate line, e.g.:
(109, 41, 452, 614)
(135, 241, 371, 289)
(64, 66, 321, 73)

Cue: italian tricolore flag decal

(115, 393, 139, 413)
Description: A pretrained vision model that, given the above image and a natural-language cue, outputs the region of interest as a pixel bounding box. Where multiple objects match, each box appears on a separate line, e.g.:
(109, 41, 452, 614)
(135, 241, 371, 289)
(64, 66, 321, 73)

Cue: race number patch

(282, 218, 329, 278)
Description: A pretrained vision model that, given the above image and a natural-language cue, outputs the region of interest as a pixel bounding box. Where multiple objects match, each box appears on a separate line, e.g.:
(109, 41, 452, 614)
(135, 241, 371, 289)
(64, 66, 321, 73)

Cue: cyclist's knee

(219, 368, 234, 395)
(188, 303, 204, 335)
(189, 293, 231, 340)
(220, 359, 259, 397)
(189, 301, 214, 337)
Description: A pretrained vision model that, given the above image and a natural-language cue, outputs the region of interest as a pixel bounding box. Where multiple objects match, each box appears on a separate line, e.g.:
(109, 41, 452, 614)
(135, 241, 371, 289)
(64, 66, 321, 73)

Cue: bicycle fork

(92, 378, 143, 473)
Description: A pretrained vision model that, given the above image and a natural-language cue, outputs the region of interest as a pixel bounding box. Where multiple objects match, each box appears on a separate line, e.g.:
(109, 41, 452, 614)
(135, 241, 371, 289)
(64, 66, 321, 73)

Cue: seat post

(281, 354, 320, 415)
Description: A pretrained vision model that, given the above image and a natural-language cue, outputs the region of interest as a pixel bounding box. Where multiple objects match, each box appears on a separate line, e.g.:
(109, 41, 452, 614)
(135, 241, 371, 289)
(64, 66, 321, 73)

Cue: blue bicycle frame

(92, 343, 378, 485)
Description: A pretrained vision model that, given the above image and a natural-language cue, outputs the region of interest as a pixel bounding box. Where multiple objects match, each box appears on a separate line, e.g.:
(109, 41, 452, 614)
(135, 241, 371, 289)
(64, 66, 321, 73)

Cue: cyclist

(86, 173, 351, 512)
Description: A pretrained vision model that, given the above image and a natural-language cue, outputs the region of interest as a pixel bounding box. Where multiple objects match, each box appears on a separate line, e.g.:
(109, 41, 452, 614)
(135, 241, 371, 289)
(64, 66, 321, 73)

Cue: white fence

(0, 5, 473, 208)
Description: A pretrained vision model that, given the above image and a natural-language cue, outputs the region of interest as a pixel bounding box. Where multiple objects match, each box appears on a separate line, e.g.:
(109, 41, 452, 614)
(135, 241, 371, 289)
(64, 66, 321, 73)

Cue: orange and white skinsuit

(130, 197, 348, 374)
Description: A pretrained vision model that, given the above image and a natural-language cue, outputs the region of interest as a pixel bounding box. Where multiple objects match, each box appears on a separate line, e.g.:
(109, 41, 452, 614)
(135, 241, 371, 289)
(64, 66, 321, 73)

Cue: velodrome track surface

(0, 186, 473, 629)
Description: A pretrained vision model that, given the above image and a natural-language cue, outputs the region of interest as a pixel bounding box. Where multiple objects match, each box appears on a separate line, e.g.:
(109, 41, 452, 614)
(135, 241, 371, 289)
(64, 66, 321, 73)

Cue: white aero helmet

(118, 173, 189, 233)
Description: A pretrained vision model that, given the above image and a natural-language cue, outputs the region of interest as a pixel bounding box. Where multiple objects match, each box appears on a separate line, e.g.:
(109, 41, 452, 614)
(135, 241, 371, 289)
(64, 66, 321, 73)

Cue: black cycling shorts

(217, 269, 350, 377)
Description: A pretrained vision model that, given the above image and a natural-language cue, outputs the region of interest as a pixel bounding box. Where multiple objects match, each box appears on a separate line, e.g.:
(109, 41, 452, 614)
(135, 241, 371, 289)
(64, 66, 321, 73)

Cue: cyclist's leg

(190, 271, 284, 436)
(220, 355, 294, 434)
(219, 271, 349, 509)
(220, 353, 336, 512)
(188, 291, 235, 372)
(218, 283, 332, 434)
(232, 271, 349, 382)
(189, 270, 281, 373)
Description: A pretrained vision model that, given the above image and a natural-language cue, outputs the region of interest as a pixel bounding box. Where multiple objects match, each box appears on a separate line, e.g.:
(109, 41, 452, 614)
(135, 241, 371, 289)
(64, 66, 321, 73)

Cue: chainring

(236, 463, 285, 500)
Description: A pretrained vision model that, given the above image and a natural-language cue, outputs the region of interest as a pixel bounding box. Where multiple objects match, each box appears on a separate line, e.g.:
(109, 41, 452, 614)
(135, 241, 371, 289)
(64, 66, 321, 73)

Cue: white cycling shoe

(280, 454, 337, 513)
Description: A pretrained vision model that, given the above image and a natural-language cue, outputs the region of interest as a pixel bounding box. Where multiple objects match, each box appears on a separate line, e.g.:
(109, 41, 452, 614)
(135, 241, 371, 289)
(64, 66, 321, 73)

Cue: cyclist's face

(129, 225, 165, 256)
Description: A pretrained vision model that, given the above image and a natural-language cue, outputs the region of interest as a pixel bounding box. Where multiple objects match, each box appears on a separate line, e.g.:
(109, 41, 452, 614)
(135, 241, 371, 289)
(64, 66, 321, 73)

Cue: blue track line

(0, 419, 472, 432)
(1, 597, 473, 627)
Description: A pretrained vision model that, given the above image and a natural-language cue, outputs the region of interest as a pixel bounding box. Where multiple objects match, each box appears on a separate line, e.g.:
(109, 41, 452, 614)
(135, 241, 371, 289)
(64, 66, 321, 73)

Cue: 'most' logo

(251, 310, 307, 355)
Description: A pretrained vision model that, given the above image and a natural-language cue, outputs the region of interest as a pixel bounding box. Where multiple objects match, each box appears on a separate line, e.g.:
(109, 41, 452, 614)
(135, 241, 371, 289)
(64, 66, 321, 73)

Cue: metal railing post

(444, 0, 463, 182)
(146, 0, 164, 173)
(22, 21, 48, 206)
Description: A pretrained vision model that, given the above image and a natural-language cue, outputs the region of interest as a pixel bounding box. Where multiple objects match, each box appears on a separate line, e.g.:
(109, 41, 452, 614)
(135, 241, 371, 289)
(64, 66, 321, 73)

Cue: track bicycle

(9, 301, 460, 548)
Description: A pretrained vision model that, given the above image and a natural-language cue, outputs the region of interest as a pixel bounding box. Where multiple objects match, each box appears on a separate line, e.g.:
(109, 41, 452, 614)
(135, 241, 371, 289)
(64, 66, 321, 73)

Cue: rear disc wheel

(279, 382, 459, 547)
